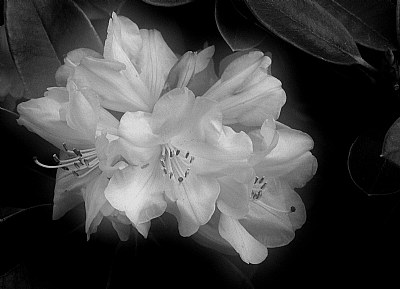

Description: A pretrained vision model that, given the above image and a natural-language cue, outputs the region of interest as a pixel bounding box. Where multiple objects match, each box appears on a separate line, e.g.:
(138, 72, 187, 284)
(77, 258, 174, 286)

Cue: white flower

(65, 12, 178, 113)
(197, 118, 317, 264)
(104, 87, 253, 237)
(17, 79, 131, 239)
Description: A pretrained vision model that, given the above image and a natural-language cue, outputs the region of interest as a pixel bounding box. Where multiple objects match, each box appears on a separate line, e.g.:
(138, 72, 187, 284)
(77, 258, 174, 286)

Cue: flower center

(33, 143, 99, 178)
(251, 176, 296, 213)
(160, 143, 194, 184)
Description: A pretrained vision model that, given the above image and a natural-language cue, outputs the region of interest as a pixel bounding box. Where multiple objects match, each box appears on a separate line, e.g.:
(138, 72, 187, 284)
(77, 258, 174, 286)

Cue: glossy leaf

(382, 116, 400, 168)
(348, 135, 400, 196)
(30, 0, 103, 58)
(316, 0, 397, 51)
(141, 0, 194, 7)
(5, 0, 103, 99)
(244, 0, 369, 66)
(5, 0, 61, 99)
(215, 0, 265, 52)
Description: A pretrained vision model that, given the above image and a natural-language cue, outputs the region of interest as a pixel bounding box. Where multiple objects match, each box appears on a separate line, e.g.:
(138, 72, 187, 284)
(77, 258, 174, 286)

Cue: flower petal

(104, 160, 168, 226)
(17, 88, 93, 150)
(72, 57, 150, 112)
(217, 176, 250, 219)
(55, 48, 102, 86)
(104, 13, 142, 65)
(138, 28, 178, 104)
(203, 51, 265, 101)
(65, 81, 100, 139)
(220, 84, 286, 126)
(151, 88, 195, 141)
(219, 213, 268, 264)
(281, 152, 318, 188)
(172, 174, 220, 237)
(53, 163, 101, 219)
(118, 111, 163, 147)
(240, 178, 305, 248)
(83, 172, 109, 235)
(110, 220, 131, 241)
(171, 97, 253, 175)
(253, 127, 314, 173)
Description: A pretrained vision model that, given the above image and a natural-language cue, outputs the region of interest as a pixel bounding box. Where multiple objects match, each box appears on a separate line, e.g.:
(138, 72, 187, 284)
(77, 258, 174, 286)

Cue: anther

(258, 176, 265, 184)
(169, 172, 173, 179)
(260, 182, 267, 190)
(178, 176, 184, 183)
(176, 150, 180, 156)
(160, 159, 166, 168)
(62, 143, 68, 151)
(52, 154, 60, 163)
(290, 206, 296, 212)
(254, 176, 259, 184)
(185, 152, 189, 159)
(73, 148, 82, 157)
(190, 156, 194, 163)
(170, 150, 173, 158)
(141, 163, 149, 169)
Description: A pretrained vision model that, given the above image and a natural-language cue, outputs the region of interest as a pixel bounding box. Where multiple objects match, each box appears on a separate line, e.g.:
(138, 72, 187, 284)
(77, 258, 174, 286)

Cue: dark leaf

(382, 116, 400, 167)
(397, 0, 400, 47)
(244, 0, 370, 66)
(0, 264, 31, 289)
(5, 0, 60, 99)
(141, 0, 194, 6)
(348, 135, 400, 196)
(5, 0, 103, 99)
(74, 0, 126, 20)
(215, 0, 265, 52)
(30, 0, 103, 57)
(316, 0, 397, 51)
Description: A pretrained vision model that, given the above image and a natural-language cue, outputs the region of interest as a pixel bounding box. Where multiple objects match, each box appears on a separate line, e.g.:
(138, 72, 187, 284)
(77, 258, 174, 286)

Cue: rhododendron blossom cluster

(17, 13, 317, 264)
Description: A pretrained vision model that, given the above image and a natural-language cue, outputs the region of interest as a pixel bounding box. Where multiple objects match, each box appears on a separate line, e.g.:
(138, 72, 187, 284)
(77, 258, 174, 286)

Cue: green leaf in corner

(382, 116, 400, 168)
(316, 0, 397, 51)
(5, 0, 103, 99)
(244, 0, 368, 66)
(215, 0, 266, 52)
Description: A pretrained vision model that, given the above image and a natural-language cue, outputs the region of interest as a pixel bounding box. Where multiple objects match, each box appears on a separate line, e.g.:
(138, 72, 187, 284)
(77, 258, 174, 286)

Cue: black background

(1, 1, 400, 288)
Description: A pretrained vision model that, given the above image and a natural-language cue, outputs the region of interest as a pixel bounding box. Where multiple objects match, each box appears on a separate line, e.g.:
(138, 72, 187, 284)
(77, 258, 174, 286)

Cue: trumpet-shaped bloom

(190, 50, 286, 126)
(68, 12, 178, 113)
(104, 87, 253, 237)
(17, 79, 132, 239)
(196, 118, 317, 264)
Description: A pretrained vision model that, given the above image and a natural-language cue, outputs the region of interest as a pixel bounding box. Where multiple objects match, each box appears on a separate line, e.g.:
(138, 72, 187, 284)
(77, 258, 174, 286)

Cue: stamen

(33, 145, 99, 178)
(160, 144, 194, 184)
(73, 148, 82, 157)
(53, 154, 60, 163)
(251, 176, 296, 214)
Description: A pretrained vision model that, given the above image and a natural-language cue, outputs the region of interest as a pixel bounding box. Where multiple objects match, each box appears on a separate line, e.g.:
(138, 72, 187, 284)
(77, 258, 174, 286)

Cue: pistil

(33, 143, 99, 178)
